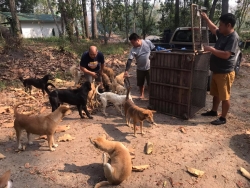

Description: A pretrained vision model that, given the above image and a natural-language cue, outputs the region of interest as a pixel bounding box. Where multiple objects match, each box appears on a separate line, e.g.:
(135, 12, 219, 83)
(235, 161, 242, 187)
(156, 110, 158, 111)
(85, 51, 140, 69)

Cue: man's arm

(80, 66, 95, 77)
(204, 46, 231, 59)
(123, 59, 133, 77)
(100, 63, 104, 75)
(201, 12, 218, 35)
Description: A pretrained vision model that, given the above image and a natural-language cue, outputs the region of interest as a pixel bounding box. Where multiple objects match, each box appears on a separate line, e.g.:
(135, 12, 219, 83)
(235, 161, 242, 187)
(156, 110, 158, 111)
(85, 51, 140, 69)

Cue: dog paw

(50, 148, 56, 151)
(53, 144, 58, 148)
(88, 116, 93, 119)
(80, 116, 85, 119)
(28, 141, 33, 145)
(141, 132, 145, 135)
(18, 145, 22, 150)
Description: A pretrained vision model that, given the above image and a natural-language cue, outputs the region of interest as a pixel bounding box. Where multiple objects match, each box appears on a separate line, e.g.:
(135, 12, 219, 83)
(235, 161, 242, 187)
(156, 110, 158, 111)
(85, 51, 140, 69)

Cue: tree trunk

(221, 0, 229, 15)
(91, 0, 98, 39)
(125, 0, 129, 42)
(82, 0, 89, 38)
(74, 19, 79, 42)
(175, 0, 179, 29)
(209, 0, 219, 20)
(142, 0, 146, 39)
(47, 0, 62, 37)
(9, 0, 22, 39)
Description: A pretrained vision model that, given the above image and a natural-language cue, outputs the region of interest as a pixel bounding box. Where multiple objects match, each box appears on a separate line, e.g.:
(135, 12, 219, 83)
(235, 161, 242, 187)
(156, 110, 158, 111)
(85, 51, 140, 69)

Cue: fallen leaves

(145, 141, 153, 155)
(186, 166, 205, 177)
(55, 125, 70, 133)
(0, 153, 6, 159)
(58, 134, 75, 142)
(179, 126, 187, 134)
(239, 167, 250, 180)
(1, 122, 13, 128)
(132, 165, 150, 172)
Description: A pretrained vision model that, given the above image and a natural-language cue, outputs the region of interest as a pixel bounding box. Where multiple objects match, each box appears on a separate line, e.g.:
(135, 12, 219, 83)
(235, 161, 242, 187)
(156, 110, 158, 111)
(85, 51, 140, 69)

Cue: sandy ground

(0, 63, 250, 188)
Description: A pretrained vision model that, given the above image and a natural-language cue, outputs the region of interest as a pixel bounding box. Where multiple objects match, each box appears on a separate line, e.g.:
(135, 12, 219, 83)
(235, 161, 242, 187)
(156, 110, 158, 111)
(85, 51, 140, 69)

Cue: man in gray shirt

(124, 33, 155, 99)
(201, 13, 239, 125)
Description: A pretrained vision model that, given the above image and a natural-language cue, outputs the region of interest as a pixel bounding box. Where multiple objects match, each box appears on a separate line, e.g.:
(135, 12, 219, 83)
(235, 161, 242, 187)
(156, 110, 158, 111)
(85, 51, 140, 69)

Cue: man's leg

(137, 69, 145, 99)
(221, 100, 230, 118)
(96, 71, 104, 92)
(211, 96, 221, 112)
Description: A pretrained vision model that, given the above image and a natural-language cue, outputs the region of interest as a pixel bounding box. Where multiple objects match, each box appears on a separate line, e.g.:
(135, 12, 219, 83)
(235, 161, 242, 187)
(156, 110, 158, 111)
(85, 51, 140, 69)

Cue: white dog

(96, 85, 133, 116)
(69, 64, 84, 86)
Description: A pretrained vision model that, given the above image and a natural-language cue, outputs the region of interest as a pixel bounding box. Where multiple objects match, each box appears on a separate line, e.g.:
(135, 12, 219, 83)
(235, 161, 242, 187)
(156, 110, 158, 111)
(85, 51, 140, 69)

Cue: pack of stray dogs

(10, 66, 157, 188)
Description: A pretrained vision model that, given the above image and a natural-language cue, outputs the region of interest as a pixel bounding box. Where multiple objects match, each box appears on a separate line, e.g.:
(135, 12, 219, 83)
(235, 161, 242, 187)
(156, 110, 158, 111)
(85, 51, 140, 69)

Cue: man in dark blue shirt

(201, 13, 239, 125)
(80, 46, 104, 92)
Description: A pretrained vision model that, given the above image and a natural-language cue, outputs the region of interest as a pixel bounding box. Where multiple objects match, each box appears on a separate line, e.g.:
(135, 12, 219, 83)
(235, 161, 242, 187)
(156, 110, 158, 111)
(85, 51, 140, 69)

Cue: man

(201, 13, 239, 125)
(124, 33, 155, 99)
(80, 46, 104, 92)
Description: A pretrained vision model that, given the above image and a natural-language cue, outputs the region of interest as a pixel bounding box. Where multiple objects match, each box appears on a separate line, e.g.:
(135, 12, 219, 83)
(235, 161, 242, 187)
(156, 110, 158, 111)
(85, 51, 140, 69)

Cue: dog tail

(126, 86, 131, 100)
(95, 84, 101, 95)
(45, 83, 56, 95)
(14, 102, 25, 116)
(94, 181, 110, 188)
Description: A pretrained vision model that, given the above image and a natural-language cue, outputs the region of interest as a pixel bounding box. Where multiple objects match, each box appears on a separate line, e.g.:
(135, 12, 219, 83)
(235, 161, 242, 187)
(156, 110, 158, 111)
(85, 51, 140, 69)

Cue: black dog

(45, 81, 93, 119)
(19, 74, 54, 95)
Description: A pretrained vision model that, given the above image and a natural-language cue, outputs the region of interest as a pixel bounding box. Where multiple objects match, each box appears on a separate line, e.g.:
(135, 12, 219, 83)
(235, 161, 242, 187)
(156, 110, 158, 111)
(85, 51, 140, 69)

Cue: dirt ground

(1, 49, 250, 188)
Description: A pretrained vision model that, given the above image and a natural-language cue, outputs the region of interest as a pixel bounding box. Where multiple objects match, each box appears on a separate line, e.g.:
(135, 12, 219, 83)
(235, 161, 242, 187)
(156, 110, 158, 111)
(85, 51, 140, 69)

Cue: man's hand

(204, 45, 215, 53)
(200, 12, 208, 20)
(92, 72, 98, 78)
(123, 71, 129, 78)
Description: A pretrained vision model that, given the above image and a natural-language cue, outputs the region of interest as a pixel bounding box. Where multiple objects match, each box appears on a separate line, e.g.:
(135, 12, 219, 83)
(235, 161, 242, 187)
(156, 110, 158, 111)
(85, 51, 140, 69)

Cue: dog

(126, 105, 157, 136)
(103, 67, 115, 82)
(0, 170, 12, 188)
(90, 134, 132, 188)
(45, 81, 93, 119)
(87, 82, 99, 109)
(69, 64, 84, 86)
(19, 74, 54, 95)
(96, 85, 133, 116)
(102, 72, 112, 92)
(14, 102, 71, 151)
(115, 72, 125, 86)
(123, 87, 135, 122)
(111, 79, 126, 95)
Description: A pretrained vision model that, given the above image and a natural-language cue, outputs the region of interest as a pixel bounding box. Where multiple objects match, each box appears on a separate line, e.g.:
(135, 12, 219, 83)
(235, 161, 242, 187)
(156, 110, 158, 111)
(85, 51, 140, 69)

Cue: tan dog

(90, 134, 132, 188)
(115, 72, 124, 86)
(111, 79, 126, 95)
(0, 170, 12, 188)
(14, 103, 71, 151)
(87, 82, 99, 109)
(103, 67, 115, 82)
(69, 64, 82, 86)
(126, 105, 156, 136)
(102, 72, 112, 92)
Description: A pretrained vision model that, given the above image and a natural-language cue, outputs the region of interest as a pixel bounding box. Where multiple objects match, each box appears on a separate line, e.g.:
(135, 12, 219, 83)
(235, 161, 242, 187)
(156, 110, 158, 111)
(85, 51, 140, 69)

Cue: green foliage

(0, 0, 39, 13)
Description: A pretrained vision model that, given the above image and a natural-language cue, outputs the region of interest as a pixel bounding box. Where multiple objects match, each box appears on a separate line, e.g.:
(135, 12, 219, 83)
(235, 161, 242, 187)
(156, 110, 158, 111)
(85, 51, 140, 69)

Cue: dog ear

(0, 170, 11, 188)
(151, 110, 157, 113)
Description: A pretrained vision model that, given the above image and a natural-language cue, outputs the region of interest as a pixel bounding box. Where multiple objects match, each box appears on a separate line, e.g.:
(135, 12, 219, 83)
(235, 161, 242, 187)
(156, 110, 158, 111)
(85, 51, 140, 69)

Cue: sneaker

(211, 117, 226, 125)
(201, 110, 218, 116)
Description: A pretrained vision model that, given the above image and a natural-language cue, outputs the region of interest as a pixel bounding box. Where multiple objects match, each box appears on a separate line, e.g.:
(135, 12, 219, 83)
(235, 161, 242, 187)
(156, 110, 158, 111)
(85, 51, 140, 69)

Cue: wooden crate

(149, 51, 210, 119)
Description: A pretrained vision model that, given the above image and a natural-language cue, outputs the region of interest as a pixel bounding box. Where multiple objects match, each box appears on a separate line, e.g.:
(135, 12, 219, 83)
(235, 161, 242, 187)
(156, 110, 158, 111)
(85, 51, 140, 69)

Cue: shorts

(137, 69, 150, 86)
(84, 70, 102, 83)
(210, 71, 235, 100)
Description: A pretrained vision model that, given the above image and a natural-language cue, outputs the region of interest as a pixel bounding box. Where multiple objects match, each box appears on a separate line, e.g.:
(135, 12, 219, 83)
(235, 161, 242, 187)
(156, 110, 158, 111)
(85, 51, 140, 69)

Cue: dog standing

(14, 103, 71, 151)
(90, 134, 132, 188)
(45, 81, 93, 119)
(96, 85, 133, 116)
(102, 73, 112, 92)
(19, 74, 53, 95)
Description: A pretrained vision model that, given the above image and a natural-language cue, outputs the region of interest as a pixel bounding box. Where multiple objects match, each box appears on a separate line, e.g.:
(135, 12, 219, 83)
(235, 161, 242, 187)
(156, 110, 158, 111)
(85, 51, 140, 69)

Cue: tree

(82, 0, 90, 38)
(91, 0, 98, 39)
(221, 0, 228, 15)
(174, 0, 179, 29)
(235, 0, 250, 33)
(47, 0, 62, 37)
(209, 0, 219, 20)
(9, 0, 22, 39)
(0, 0, 39, 13)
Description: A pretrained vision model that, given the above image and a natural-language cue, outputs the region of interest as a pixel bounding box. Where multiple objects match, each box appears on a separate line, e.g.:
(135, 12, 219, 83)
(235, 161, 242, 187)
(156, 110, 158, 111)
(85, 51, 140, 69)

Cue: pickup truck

(151, 27, 243, 90)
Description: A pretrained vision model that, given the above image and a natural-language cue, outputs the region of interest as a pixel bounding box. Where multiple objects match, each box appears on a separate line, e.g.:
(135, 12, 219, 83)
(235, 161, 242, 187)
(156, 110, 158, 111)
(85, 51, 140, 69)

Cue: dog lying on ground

(90, 134, 132, 188)
(111, 79, 126, 95)
(102, 72, 112, 92)
(0, 170, 12, 188)
(69, 64, 84, 86)
(103, 67, 115, 82)
(115, 72, 125, 86)
(14, 103, 71, 151)
(19, 74, 53, 95)
(96, 85, 133, 116)
(45, 81, 93, 119)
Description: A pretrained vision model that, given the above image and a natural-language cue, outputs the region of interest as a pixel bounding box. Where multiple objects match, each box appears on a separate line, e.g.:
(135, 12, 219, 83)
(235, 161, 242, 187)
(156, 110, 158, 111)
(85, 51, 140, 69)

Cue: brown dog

(14, 103, 71, 151)
(87, 82, 99, 109)
(90, 134, 132, 188)
(102, 72, 112, 92)
(0, 170, 12, 188)
(126, 105, 156, 136)
(103, 67, 115, 82)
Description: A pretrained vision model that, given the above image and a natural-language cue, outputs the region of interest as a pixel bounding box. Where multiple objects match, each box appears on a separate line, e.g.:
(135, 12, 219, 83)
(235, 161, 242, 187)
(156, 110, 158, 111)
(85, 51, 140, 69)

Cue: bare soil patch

(0, 45, 250, 188)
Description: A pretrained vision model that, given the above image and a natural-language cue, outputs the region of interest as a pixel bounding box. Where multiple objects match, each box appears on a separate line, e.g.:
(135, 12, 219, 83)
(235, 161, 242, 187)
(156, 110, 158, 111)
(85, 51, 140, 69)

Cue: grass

(25, 37, 131, 57)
